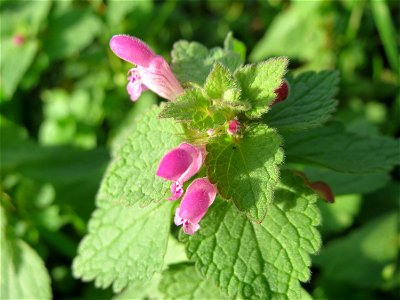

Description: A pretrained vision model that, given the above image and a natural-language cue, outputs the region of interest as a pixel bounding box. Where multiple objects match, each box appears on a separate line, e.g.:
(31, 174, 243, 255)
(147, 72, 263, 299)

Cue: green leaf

(370, 0, 398, 74)
(284, 122, 400, 173)
(98, 106, 183, 207)
(106, 0, 152, 26)
(43, 7, 102, 60)
(224, 32, 246, 63)
(0, 206, 52, 299)
(114, 236, 187, 300)
(234, 58, 288, 118)
(304, 167, 390, 195)
(314, 213, 397, 288)
(249, 1, 332, 69)
(0, 39, 38, 100)
(206, 124, 283, 222)
(159, 88, 225, 131)
(171, 40, 242, 85)
(159, 263, 225, 299)
(185, 171, 321, 299)
(0, 1, 51, 36)
(264, 71, 339, 131)
(72, 200, 172, 293)
(111, 93, 157, 156)
(204, 63, 240, 100)
(160, 63, 249, 131)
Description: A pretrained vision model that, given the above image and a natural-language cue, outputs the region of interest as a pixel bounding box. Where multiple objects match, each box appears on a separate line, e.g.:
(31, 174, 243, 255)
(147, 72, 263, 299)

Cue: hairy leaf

(72, 200, 171, 293)
(98, 106, 183, 207)
(264, 71, 339, 131)
(206, 124, 283, 222)
(159, 88, 225, 131)
(284, 122, 400, 173)
(159, 263, 224, 299)
(0, 207, 52, 299)
(171, 40, 242, 85)
(204, 63, 240, 100)
(235, 58, 288, 118)
(185, 171, 321, 299)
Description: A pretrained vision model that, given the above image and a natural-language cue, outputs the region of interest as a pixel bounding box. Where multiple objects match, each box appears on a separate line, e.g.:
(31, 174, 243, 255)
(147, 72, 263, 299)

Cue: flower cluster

(156, 143, 216, 235)
(109, 34, 300, 235)
(110, 35, 217, 235)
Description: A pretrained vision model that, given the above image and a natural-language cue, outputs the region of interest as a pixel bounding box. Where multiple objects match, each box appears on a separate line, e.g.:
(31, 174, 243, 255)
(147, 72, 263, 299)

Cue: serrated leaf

(206, 124, 283, 222)
(185, 171, 321, 299)
(72, 200, 172, 293)
(264, 71, 339, 131)
(114, 236, 188, 300)
(235, 58, 288, 118)
(304, 167, 390, 195)
(0, 206, 52, 299)
(159, 88, 226, 131)
(204, 63, 240, 100)
(159, 263, 225, 299)
(314, 213, 397, 288)
(284, 122, 400, 173)
(171, 40, 242, 85)
(98, 106, 183, 207)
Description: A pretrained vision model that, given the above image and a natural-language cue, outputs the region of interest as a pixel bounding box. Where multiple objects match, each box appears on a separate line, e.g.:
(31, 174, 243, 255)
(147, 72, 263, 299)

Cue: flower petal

(168, 181, 184, 201)
(156, 148, 193, 181)
(109, 35, 156, 67)
(126, 80, 143, 101)
(174, 208, 184, 226)
(179, 178, 217, 224)
(178, 143, 205, 183)
(140, 56, 184, 101)
(183, 222, 200, 235)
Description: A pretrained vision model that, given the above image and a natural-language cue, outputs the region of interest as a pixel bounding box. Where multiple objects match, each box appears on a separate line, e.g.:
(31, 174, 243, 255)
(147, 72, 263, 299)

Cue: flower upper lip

(110, 34, 184, 102)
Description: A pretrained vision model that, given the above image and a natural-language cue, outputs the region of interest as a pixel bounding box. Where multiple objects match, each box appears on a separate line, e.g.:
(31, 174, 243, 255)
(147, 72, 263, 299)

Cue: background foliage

(0, 0, 398, 299)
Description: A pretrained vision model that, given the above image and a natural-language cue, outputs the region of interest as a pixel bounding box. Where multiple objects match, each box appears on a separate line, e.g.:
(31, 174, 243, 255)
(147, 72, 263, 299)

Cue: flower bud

(227, 119, 241, 135)
(271, 79, 289, 106)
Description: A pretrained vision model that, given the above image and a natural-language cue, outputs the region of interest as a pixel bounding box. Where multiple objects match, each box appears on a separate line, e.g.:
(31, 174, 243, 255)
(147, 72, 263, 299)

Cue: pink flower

(227, 119, 241, 135)
(156, 143, 205, 200)
(174, 178, 217, 235)
(12, 34, 25, 46)
(109, 35, 183, 101)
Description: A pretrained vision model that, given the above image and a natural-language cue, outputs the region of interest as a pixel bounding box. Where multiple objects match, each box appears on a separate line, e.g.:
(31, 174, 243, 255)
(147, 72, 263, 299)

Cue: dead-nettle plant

(72, 34, 399, 299)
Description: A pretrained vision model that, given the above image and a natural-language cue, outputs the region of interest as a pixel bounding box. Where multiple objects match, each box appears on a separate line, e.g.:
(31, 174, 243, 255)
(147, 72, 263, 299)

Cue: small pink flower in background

(227, 119, 241, 135)
(12, 34, 25, 46)
(174, 178, 217, 235)
(109, 34, 183, 101)
(156, 143, 205, 200)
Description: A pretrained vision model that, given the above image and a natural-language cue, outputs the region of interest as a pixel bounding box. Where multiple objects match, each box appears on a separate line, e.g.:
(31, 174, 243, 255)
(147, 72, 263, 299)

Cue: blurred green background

(0, 0, 399, 299)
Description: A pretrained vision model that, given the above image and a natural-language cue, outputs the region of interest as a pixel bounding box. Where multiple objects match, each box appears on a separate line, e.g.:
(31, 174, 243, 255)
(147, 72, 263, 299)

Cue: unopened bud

(227, 119, 241, 135)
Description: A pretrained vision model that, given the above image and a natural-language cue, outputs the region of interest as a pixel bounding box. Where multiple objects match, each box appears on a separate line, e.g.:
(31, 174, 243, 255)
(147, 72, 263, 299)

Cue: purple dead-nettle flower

(227, 118, 241, 135)
(12, 34, 25, 46)
(109, 34, 184, 102)
(156, 143, 206, 200)
(174, 178, 217, 235)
